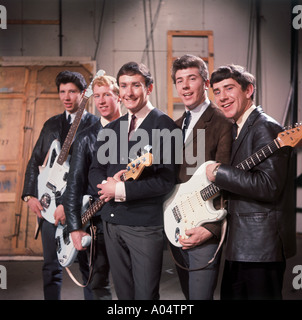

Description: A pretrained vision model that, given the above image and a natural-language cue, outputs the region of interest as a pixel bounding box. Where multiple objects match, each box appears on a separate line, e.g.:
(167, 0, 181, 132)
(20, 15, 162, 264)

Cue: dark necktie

(128, 114, 136, 140)
(67, 114, 72, 124)
(232, 123, 238, 141)
(182, 111, 191, 142)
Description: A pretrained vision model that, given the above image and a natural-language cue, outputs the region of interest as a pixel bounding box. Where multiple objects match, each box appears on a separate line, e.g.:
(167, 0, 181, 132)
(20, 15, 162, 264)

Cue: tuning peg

(144, 145, 152, 153)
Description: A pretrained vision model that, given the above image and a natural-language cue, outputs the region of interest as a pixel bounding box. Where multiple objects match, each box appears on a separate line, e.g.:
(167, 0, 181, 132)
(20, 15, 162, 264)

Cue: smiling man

(169, 54, 233, 300)
(206, 64, 296, 300)
(63, 74, 121, 300)
(88, 61, 179, 300)
(22, 70, 98, 300)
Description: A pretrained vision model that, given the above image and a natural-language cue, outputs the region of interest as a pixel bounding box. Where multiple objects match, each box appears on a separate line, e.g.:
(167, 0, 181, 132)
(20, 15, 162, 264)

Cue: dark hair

(55, 70, 87, 92)
(171, 54, 209, 84)
(210, 64, 256, 100)
(116, 62, 153, 88)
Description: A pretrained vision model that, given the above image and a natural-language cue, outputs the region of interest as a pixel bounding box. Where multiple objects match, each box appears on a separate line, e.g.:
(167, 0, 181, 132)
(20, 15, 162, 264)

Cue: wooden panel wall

(0, 59, 95, 256)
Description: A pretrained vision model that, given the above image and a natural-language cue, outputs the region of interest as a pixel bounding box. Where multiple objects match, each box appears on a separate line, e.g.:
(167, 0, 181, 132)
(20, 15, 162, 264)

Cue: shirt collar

(65, 110, 82, 123)
(185, 97, 210, 118)
(236, 104, 256, 135)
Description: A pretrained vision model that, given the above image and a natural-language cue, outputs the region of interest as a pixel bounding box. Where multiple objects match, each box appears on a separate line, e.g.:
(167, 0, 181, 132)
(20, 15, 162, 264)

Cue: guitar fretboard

(81, 169, 127, 225)
(57, 95, 89, 165)
(81, 198, 105, 225)
(200, 138, 280, 201)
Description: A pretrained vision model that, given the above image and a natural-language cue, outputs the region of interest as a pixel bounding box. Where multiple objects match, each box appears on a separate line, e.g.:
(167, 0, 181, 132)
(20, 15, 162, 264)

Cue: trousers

(103, 221, 164, 300)
(40, 219, 93, 300)
(169, 237, 222, 300)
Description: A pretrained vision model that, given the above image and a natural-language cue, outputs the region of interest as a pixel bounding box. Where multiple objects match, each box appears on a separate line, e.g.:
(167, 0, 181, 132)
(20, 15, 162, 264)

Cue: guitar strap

(169, 218, 227, 272)
(65, 222, 97, 288)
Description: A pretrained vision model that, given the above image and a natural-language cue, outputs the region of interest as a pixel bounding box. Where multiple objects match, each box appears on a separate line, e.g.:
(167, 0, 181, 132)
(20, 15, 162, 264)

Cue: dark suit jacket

(175, 102, 233, 237)
(89, 108, 179, 227)
(176, 102, 233, 182)
(216, 106, 296, 261)
(22, 111, 98, 199)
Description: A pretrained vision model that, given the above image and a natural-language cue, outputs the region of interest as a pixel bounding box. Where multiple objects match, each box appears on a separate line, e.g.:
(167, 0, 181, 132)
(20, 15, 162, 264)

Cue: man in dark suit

(88, 62, 179, 300)
(206, 64, 296, 299)
(22, 70, 98, 300)
(169, 54, 233, 300)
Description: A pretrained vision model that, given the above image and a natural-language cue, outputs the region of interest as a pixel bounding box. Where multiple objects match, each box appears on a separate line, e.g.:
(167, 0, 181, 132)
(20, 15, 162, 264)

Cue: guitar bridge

(172, 206, 181, 223)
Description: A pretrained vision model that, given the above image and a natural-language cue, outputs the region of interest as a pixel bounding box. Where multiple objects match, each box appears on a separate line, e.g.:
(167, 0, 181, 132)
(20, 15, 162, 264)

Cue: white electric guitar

(164, 124, 302, 247)
(37, 70, 105, 224)
(56, 151, 153, 267)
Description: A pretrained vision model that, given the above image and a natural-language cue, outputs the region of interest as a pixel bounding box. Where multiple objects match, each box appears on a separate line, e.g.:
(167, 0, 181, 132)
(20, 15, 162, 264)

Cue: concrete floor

(0, 234, 301, 301)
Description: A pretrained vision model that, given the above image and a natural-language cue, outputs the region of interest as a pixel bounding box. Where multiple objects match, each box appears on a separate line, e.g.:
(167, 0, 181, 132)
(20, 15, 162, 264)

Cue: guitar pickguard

(37, 140, 70, 224)
(163, 160, 227, 247)
(56, 195, 92, 267)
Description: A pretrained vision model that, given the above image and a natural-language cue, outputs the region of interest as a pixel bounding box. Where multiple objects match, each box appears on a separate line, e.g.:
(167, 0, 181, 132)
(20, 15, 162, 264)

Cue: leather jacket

(215, 106, 296, 262)
(22, 112, 98, 201)
(63, 120, 103, 232)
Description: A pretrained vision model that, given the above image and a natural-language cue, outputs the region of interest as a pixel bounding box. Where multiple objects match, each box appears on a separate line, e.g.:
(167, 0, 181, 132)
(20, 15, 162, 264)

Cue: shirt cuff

(115, 181, 126, 202)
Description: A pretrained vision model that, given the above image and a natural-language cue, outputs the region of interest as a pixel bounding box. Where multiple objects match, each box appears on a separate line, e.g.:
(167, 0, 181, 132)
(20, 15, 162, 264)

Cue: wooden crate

(0, 58, 96, 256)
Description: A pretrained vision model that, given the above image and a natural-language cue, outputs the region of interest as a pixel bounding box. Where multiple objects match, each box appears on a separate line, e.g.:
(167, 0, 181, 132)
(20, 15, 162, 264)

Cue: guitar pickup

(63, 172, 68, 181)
(46, 182, 56, 192)
(172, 206, 182, 223)
(63, 226, 70, 245)
(56, 236, 61, 253)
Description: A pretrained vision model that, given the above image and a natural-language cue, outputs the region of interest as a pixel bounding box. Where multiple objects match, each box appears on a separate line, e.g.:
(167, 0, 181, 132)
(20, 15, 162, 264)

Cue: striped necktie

(182, 111, 191, 142)
(128, 114, 136, 140)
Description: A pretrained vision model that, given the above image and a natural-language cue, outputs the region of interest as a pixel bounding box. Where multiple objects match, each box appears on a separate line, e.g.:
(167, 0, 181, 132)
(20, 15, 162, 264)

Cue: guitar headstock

(84, 69, 106, 98)
(277, 123, 302, 148)
(123, 152, 153, 181)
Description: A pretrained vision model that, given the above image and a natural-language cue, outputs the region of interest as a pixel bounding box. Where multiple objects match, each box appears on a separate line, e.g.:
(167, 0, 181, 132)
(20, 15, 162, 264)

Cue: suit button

(111, 213, 114, 217)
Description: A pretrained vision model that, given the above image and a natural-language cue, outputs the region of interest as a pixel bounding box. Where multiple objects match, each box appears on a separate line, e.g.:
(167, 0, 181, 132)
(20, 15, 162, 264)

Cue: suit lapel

(230, 106, 263, 164)
(185, 103, 214, 147)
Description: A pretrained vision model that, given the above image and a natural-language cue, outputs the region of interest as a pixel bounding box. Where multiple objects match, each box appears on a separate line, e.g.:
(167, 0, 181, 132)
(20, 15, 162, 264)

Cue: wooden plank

(8, 20, 60, 25)
(168, 30, 213, 37)
(0, 193, 15, 202)
(166, 30, 214, 118)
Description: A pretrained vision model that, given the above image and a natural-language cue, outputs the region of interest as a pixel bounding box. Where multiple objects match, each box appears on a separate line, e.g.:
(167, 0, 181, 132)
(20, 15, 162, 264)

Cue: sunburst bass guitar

(56, 152, 153, 267)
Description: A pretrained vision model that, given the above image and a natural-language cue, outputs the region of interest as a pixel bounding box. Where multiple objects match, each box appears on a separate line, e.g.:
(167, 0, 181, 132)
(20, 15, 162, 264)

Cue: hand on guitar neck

(206, 162, 221, 182)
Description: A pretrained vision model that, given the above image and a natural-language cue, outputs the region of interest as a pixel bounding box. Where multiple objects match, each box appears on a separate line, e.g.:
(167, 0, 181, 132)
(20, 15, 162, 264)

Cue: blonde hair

(92, 75, 119, 95)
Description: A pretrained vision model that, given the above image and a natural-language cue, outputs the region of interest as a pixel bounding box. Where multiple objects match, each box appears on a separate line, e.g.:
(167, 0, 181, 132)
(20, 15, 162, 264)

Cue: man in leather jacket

(22, 71, 98, 300)
(63, 74, 122, 299)
(206, 64, 296, 299)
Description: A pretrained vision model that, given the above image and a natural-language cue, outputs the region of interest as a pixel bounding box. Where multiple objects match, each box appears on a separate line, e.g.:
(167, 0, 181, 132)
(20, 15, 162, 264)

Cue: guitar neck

(200, 138, 281, 201)
(235, 139, 280, 170)
(81, 198, 105, 225)
(57, 95, 88, 165)
(80, 168, 127, 225)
